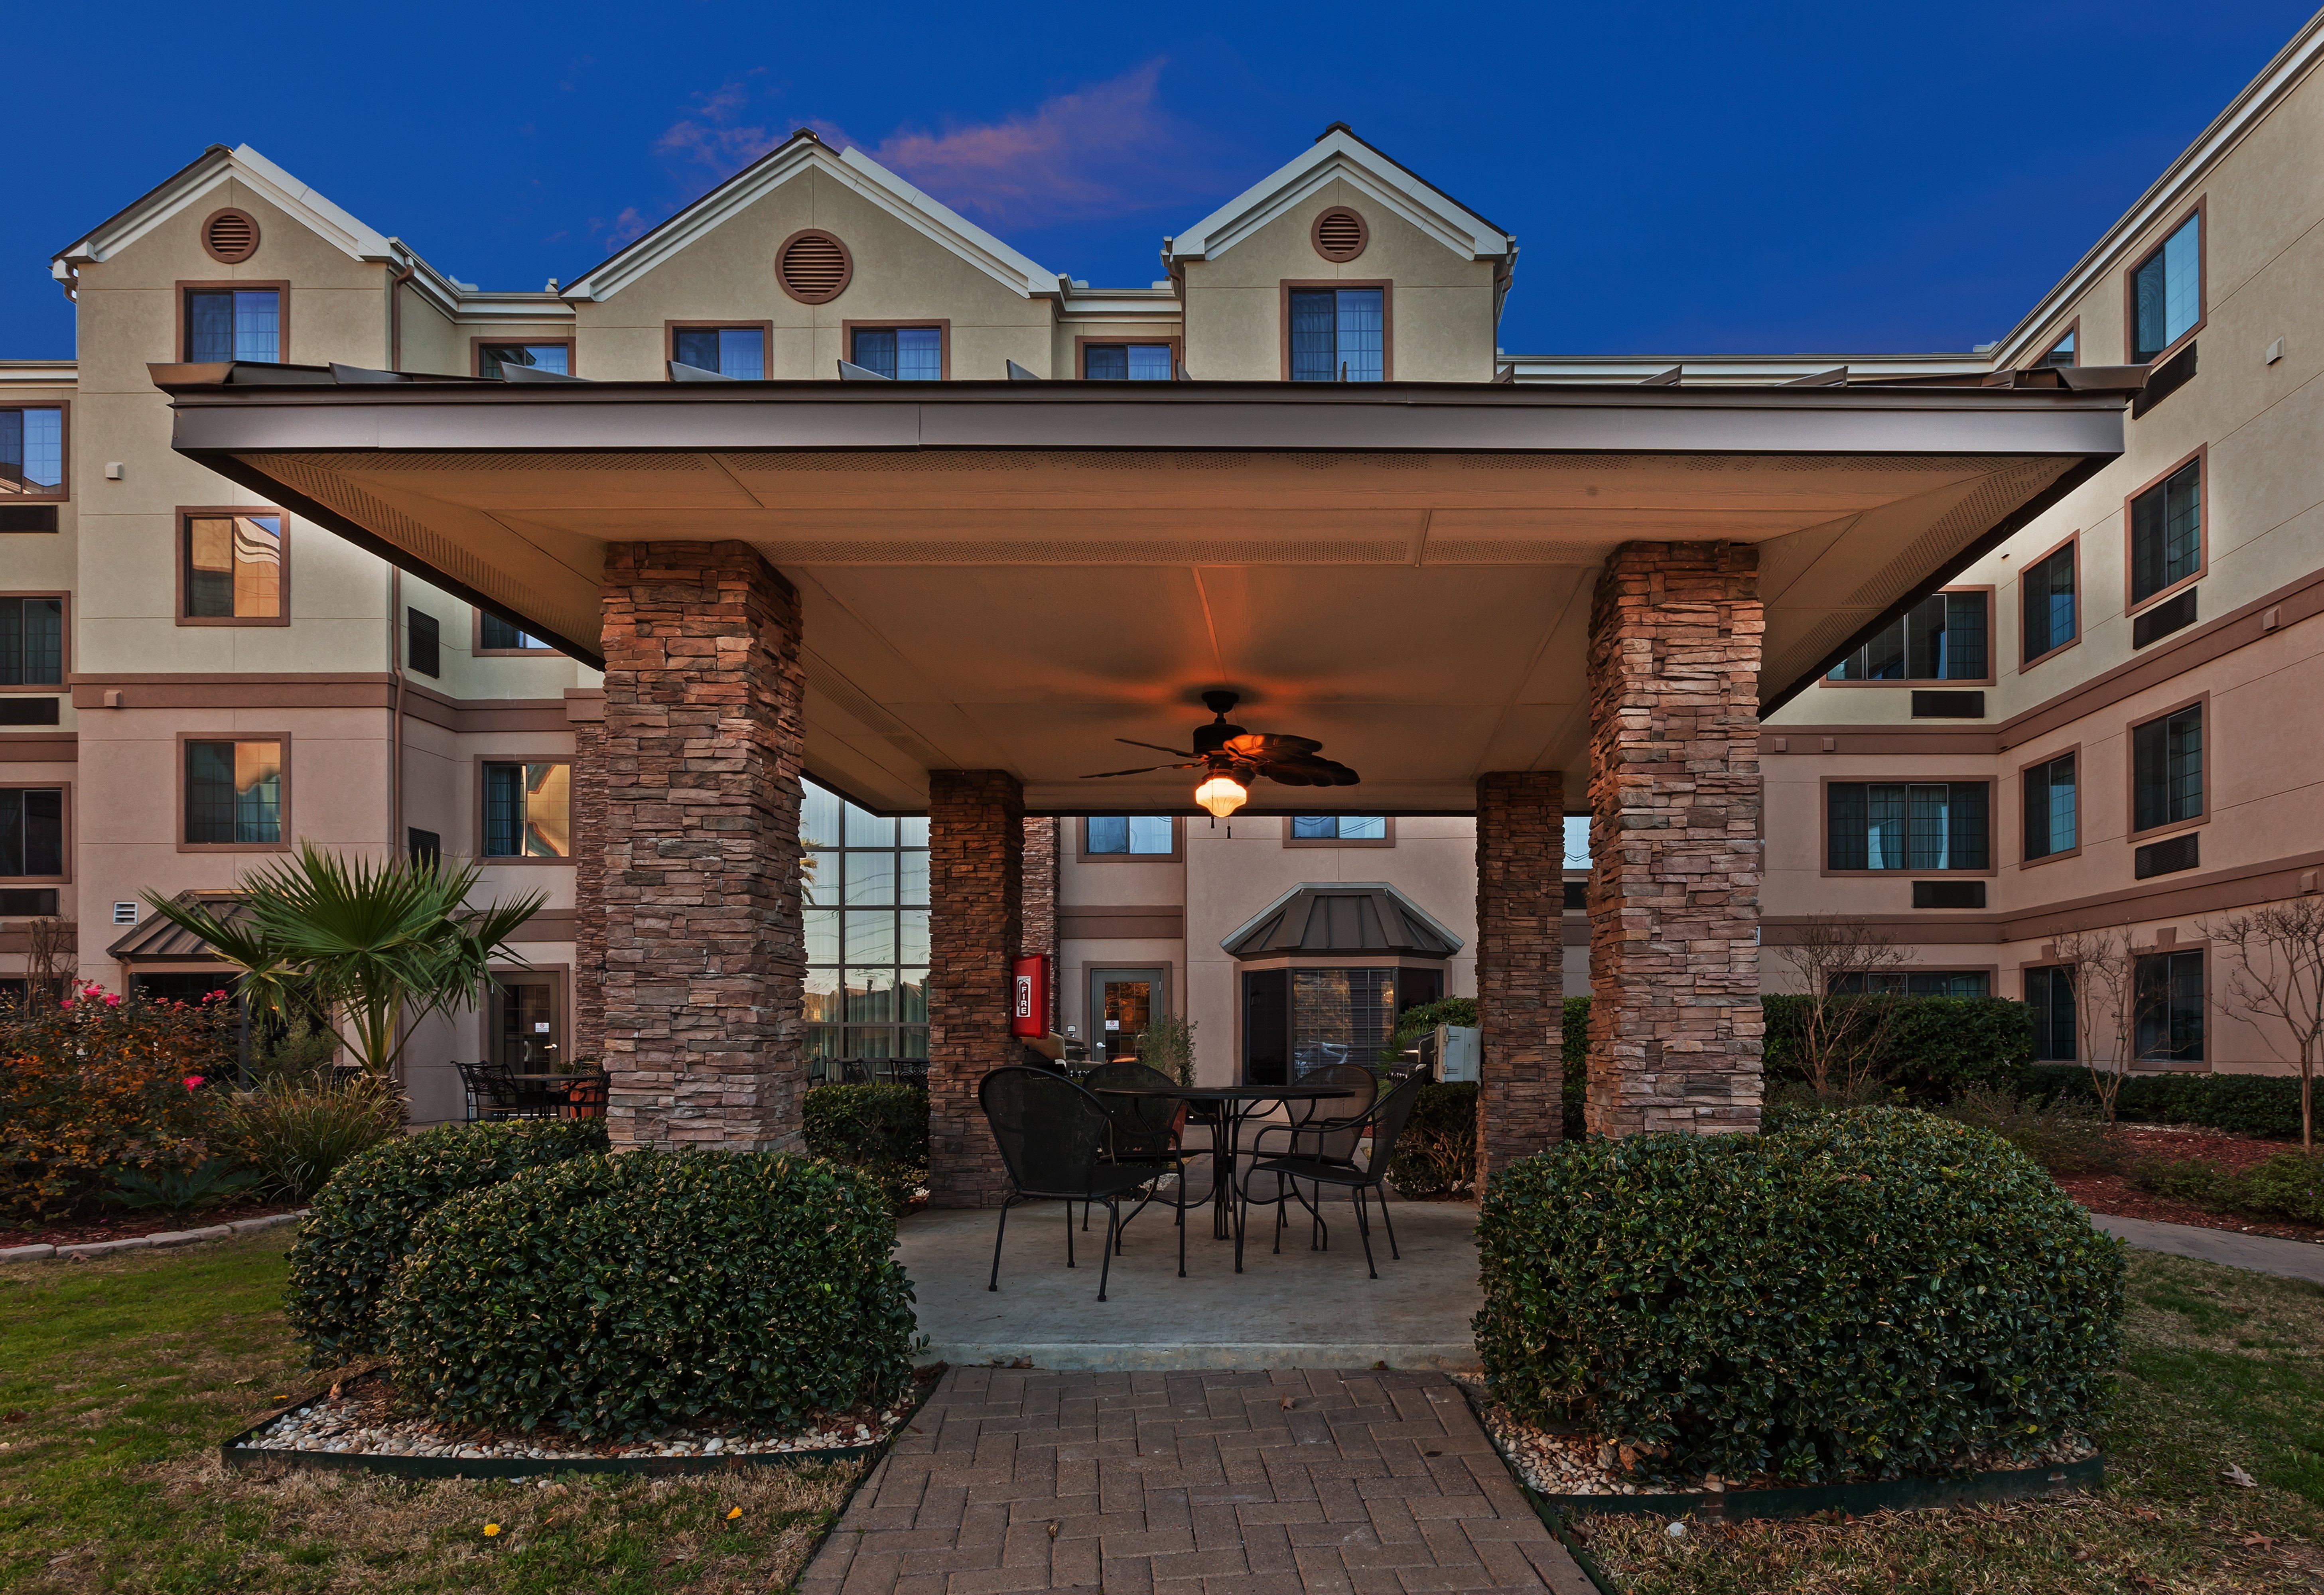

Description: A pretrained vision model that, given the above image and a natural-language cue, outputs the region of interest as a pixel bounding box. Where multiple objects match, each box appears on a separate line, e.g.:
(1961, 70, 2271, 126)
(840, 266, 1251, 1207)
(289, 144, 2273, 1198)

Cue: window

(670, 326, 765, 380)
(0, 408, 64, 496)
(407, 827, 442, 868)
(2132, 703, 2203, 834)
(2040, 330, 2077, 368)
(1085, 817, 1174, 856)
(849, 326, 942, 381)
(2026, 966, 2076, 1061)
(1829, 971, 1991, 998)
(2023, 752, 2077, 861)
(406, 608, 440, 677)
(0, 598, 63, 686)
(2131, 211, 2201, 363)
(181, 512, 284, 620)
(0, 889, 59, 916)
(184, 740, 283, 846)
(184, 287, 281, 362)
(1288, 287, 1385, 381)
(1084, 344, 1174, 380)
(482, 762, 572, 858)
(1289, 816, 1388, 842)
(1241, 965, 1439, 1084)
(1827, 782, 1990, 871)
(479, 613, 554, 652)
(2136, 948, 2205, 1063)
(1827, 591, 1989, 681)
(2021, 542, 2076, 662)
(2129, 456, 2202, 606)
(803, 781, 930, 1064)
(0, 788, 63, 877)
(477, 343, 570, 379)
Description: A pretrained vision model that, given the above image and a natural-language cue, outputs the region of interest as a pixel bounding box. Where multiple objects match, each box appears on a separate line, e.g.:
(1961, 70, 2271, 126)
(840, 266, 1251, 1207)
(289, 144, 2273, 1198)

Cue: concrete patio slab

(899, 1196, 1482, 1372)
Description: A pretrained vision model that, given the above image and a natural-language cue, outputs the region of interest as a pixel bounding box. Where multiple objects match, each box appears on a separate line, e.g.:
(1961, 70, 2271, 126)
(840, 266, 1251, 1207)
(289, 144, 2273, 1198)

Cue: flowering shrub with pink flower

(0, 982, 238, 1223)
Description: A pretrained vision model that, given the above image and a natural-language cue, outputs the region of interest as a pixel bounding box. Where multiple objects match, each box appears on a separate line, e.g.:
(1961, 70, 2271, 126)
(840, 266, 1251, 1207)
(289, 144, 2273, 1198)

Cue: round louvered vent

(776, 229, 853, 304)
(1311, 206, 1367, 263)
(201, 207, 260, 264)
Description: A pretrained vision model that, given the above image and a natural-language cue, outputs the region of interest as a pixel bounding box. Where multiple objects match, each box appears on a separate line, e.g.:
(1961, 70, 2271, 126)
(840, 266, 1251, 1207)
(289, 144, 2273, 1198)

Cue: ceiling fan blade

(1224, 731, 1322, 758)
(1261, 756, 1360, 786)
(1080, 762, 1199, 779)
(1115, 738, 1198, 758)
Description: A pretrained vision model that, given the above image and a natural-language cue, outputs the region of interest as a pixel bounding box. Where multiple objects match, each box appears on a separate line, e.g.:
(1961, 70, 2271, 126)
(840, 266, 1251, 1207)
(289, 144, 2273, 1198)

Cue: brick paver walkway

(800, 1368, 1592, 1595)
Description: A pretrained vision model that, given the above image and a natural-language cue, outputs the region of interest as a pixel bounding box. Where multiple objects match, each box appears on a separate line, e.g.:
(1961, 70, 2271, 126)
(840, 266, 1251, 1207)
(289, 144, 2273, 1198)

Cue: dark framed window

(1290, 816, 1388, 841)
(1084, 343, 1173, 380)
(2040, 330, 2076, 368)
(407, 827, 442, 868)
(0, 598, 63, 685)
(1829, 970, 1990, 997)
(2131, 211, 2201, 363)
(1826, 592, 1989, 681)
(671, 326, 765, 379)
(0, 407, 65, 496)
(803, 781, 930, 1065)
(2023, 753, 2077, 861)
(479, 613, 554, 652)
(2021, 543, 2076, 662)
(0, 788, 64, 876)
(2129, 457, 2202, 606)
(477, 343, 570, 379)
(182, 513, 284, 620)
(406, 608, 440, 676)
(184, 740, 283, 845)
(2132, 703, 2203, 833)
(850, 326, 942, 381)
(1240, 965, 1438, 1084)
(184, 287, 281, 362)
(1288, 287, 1385, 381)
(2026, 965, 2076, 1061)
(1827, 782, 1989, 871)
(482, 762, 572, 858)
(2136, 948, 2204, 1063)
(1086, 817, 1173, 855)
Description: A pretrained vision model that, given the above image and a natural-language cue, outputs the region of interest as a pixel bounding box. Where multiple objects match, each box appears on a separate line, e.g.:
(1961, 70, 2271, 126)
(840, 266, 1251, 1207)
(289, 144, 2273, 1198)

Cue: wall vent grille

(776, 230, 852, 304)
(1312, 207, 1368, 262)
(202, 208, 259, 264)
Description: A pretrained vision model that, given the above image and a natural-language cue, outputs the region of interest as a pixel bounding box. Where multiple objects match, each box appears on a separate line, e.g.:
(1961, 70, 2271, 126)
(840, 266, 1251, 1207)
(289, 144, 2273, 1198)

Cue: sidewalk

(2093, 1212, 2324, 1284)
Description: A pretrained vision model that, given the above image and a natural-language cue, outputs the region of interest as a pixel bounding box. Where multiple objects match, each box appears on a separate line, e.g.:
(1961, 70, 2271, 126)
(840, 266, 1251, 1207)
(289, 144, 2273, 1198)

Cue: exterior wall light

(1195, 773, 1248, 818)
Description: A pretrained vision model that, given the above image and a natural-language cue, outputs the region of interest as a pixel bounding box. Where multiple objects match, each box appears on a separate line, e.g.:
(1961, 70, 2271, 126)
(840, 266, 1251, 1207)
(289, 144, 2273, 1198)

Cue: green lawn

(0, 1234, 863, 1594)
(1583, 1248, 2324, 1593)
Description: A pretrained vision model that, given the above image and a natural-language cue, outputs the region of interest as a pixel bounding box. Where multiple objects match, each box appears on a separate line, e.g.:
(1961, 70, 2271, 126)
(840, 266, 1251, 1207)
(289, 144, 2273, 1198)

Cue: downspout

(385, 259, 414, 1094)
(388, 258, 416, 372)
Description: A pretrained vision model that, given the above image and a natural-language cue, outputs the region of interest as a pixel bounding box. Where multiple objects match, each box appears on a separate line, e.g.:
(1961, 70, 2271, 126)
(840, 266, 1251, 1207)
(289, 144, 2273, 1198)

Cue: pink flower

(184, 1075, 206, 1091)
(59, 999, 74, 1010)
(104, 993, 122, 1008)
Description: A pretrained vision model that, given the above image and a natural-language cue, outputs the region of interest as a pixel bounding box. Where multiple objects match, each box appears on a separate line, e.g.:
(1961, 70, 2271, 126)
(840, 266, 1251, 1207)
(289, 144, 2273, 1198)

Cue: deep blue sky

(6, 2, 2312, 361)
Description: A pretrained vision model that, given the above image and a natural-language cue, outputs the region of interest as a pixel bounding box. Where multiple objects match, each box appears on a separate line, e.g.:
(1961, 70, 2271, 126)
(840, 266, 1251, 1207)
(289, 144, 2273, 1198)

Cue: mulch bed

(2060, 1122, 2324, 1244)
(8, 1199, 302, 1249)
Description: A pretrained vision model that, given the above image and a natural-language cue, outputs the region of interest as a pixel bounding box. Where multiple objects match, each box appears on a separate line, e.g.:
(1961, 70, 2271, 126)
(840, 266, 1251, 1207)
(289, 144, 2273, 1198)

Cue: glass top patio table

(1093, 1083, 1359, 1239)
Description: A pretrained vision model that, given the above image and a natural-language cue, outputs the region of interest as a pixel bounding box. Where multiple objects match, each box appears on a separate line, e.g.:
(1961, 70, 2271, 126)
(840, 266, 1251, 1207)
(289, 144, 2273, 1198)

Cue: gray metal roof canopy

(156, 369, 2131, 816)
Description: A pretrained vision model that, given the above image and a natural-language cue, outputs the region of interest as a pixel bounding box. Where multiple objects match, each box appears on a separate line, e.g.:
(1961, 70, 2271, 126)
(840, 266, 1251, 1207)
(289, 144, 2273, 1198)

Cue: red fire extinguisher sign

(1011, 954, 1049, 1038)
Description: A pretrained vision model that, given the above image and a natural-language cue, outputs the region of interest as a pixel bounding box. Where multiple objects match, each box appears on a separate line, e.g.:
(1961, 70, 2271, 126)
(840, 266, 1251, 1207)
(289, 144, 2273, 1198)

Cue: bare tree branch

(2206, 899, 2324, 1150)
(1781, 916, 1913, 1100)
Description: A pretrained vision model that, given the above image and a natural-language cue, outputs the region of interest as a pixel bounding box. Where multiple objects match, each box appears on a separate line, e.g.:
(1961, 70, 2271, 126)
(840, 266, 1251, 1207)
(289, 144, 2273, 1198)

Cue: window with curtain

(1829, 971, 1991, 997)
(1288, 288, 1385, 381)
(1825, 592, 1988, 680)
(2021, 543, 2076, 661)
(2130, 458, 2202, 605)
(2131, 213, 2201, 362)
(804, 781, 931, 1063)
(0, 408, 64, 495)
(2040, 331, 2077, 368)
(478, 343, 570, 378)
(1085, 817, 1173, 855)
(1240, 965, 1436, 1083)
(184, 740, 282, 845)
(2136, 949, 2205, 1063)
(482, 762, 572, 858)
(0, 788, 64, 876)
(2132, 704, 2203, 832)
(850, 327, 942, 380)
(2023, 753, 2077, 861)
(184, 288, 280, 362)
(182, 514, 283, 620)
(0, 598, 63, 685)
(479, 614, 554, 651)
(1290, 816, 1387, 841)
(1827, 781, 1989, 870)
(1084, 343, 1174, 380)
(2026, 965, 2076, 1061)
(671, 326, 765, 379)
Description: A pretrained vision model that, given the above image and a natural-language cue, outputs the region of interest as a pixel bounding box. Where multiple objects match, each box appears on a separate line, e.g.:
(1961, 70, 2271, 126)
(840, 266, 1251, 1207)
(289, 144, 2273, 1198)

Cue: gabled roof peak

(53, 142, 397, 273)
(1167, 124, 1516, 266)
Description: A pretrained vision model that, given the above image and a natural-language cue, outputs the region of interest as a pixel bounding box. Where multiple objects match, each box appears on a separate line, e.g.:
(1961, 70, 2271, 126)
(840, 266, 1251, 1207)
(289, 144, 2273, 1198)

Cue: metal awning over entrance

(158, 369, 2130, 815)
(1222, 883, 1464, 959)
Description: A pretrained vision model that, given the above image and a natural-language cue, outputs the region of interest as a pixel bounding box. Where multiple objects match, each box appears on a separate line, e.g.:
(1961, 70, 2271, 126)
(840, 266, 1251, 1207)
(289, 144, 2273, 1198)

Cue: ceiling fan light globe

(1195, 774, 1249, 819)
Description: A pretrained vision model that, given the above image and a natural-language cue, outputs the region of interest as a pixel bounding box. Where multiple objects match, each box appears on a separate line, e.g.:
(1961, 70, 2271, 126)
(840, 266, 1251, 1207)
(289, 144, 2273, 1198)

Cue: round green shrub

(802, 1083, 928, 1211)
(385, 1147, 915, 1441)
(1474, 1109, 2124, 1485)
(285, 1117, 607, 1363)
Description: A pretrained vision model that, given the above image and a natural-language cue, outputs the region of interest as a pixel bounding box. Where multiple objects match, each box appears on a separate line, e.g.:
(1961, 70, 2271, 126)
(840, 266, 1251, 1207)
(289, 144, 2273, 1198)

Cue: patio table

(1093, 1083, 1356, 1240)
(512, 1071, 609, 1118)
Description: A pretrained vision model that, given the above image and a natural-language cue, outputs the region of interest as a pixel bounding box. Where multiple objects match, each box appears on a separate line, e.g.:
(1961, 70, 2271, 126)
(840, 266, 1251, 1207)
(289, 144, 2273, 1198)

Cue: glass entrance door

(493, 978, 561, 1074)
(1087, 967, 1165, 1067)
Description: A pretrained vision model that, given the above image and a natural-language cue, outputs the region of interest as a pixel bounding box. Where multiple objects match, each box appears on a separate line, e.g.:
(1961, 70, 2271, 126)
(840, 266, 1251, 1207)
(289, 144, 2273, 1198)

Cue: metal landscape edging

(220, 1362, 945, 1482)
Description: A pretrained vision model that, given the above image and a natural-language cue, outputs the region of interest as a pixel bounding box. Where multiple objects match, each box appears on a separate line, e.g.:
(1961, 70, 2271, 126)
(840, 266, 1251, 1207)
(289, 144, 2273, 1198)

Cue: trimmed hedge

(802, 1083, 929, 1211)
(285, 1117, 607, 1363)
(1562, 997, 1588, 1140)
(1761, 994, 2032, 1104)
(1475, 1109, 2124, 1484)
(1386, 1081, 1478, 1196)
(2028, 1064, 2305, 1140)
(386, 1148, 915, 1441)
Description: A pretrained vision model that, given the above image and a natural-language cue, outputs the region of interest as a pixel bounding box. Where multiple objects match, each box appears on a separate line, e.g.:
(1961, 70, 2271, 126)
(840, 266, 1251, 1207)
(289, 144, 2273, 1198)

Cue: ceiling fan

(1081, 690, 1360, 818)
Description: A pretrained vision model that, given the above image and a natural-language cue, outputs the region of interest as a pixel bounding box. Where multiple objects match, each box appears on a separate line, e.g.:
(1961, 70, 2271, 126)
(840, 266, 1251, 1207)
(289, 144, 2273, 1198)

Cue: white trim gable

(53, 143, 396, 273)
(1169, 127, 1514, 265)
(559, 134, 1060, 303)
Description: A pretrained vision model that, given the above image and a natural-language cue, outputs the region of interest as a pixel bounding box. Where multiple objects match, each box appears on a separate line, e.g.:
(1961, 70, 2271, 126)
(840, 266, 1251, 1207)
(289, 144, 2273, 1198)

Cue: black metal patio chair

(1246, 1061, 1378, 1252)
(456, 1059, 556, 1121)
(980, 1065, 1175, 1301)
(1083, 1060, 1194, 1251)
(1236, 1070, 1424, 1279)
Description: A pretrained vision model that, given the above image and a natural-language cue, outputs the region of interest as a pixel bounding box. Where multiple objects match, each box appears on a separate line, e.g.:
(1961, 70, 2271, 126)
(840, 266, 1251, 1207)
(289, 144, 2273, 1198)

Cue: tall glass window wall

(804, 780, 930, 1063)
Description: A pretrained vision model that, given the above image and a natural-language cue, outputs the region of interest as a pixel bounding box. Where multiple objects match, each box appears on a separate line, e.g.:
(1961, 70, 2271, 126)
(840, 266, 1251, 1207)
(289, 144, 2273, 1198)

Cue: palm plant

(143, 844, 546, 1081)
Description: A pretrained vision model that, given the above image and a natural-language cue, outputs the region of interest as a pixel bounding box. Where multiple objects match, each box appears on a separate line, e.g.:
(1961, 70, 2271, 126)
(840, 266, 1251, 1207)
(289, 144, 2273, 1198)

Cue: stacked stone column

(570, 718, 606, 1067)
(1584, 541, 1764, 1137)
(1474, 771, 1565, 1183)
(597, 541, 807, 1152)
(926, 771, 1025, 1207)
(1021, 816, 1060, 1027)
